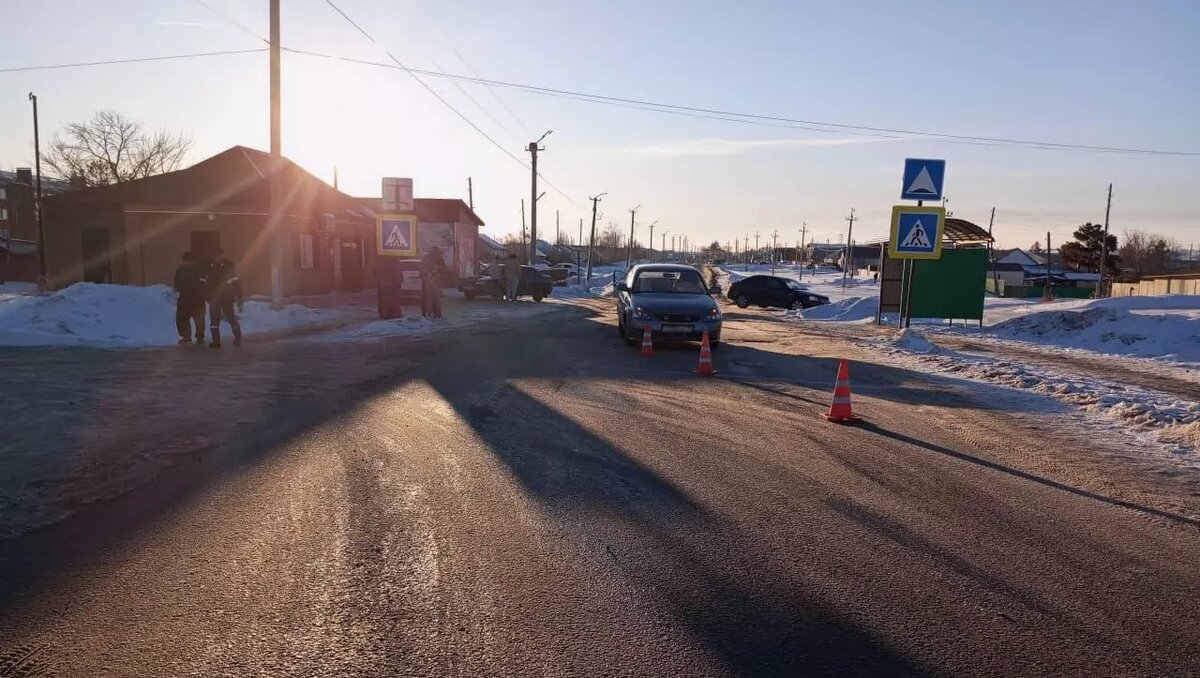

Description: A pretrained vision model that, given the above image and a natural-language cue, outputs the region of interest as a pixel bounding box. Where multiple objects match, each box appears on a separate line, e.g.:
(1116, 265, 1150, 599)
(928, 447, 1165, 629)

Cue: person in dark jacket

(203, 250, 244, 348)
(421, 247, 446, 318)
(173, 252, 206, 344)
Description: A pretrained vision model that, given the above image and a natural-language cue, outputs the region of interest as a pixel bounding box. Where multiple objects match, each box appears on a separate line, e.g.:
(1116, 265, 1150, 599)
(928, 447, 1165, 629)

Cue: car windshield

(786, 280, 808, 291)
(633, 270, 707, 294)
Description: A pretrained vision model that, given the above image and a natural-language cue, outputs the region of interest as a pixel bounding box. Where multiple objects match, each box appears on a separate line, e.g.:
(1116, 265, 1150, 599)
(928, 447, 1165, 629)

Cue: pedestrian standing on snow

(173, 252, 206, 344)
(204, 250, 244, 348)
(421, 247, 446, 318)
(503, 252, 522, 302)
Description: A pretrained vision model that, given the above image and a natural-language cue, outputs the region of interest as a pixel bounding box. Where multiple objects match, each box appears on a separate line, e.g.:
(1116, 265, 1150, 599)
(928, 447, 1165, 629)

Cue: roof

(354, 196, 484, 226)
(0, 170, 71, 194)
(46, 146, 365, 218)
(988, 262, 1026, 272)
(478, 233, 508, 252)
(942, 218, 994, 245)
(631, 263, 701, 273)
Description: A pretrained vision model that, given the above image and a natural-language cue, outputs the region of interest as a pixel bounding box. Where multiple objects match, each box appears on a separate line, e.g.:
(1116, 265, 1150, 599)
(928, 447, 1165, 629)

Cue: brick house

(41, 146, 376, 295)
(1, 168, 71, 283)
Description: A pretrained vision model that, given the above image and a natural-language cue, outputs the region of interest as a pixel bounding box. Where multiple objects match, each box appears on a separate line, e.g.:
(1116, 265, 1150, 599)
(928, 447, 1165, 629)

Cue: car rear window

(633, 270, 706, 294)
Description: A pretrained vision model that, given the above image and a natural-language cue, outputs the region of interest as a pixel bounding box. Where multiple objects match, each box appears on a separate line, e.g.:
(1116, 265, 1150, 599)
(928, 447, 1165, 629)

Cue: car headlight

(705, 307, 723, 321)
(633, 306, 652, 320)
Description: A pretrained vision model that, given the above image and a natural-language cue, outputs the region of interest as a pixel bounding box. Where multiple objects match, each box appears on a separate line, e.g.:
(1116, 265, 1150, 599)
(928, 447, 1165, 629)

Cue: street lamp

(646, 220, 658, 263)
(661, 230, 670, 262)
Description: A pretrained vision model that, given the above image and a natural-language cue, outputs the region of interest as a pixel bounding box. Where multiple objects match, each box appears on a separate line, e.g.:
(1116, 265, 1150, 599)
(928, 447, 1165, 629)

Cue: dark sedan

(727, 275, 829, 310)
(616, 264, 722, 349)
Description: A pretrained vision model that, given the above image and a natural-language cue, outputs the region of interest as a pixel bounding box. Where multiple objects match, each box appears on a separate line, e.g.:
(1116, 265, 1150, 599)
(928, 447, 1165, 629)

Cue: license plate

(662, 324, 692, 334)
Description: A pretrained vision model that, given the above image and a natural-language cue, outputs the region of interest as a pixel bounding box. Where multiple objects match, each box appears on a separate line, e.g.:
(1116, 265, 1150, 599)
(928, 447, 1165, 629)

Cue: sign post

(890, 158, 947, 327)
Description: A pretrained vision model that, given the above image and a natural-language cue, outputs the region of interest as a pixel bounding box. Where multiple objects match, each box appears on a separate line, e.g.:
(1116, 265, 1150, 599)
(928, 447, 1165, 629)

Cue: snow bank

(870, 332, 1200, 462)
(982, 305, 1200, 365)
(0, 281, 37, 301)
(0, 283, 343, 348)
(798, 296, 879, 322)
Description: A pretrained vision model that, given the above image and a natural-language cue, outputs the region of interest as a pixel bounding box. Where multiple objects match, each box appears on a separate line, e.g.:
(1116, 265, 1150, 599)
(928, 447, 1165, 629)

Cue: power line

(0, 48, 267, 74)
(188, 0, 268, 45)
(320, 0, 583, 206)
(283, 48, 1199, 157)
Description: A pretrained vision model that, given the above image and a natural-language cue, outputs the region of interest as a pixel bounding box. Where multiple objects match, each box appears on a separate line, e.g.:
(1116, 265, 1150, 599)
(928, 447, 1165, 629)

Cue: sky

(1, 0, 1198, 251)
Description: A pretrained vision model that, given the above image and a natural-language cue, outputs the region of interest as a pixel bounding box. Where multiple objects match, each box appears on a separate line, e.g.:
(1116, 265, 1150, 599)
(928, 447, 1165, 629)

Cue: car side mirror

(615, 282, 630, 293)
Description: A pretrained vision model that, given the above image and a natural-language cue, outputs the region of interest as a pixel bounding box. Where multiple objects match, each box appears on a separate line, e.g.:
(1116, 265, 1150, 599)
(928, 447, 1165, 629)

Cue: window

(299, 233, 315, 270)
(0, 187, 7, 200)
(0, 207, 7, 221)
(632, 270, 706, 294)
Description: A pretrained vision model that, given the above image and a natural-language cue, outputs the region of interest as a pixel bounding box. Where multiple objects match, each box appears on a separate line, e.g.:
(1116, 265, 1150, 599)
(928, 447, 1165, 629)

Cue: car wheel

(735, 295, 750, 308)
(790, 300, 803, 310)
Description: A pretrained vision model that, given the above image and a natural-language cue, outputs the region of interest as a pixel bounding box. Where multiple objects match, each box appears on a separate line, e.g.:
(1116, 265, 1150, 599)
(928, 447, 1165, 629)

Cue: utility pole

(586, 193, 605, 282)
(662, 231, 669, 262)
(521, 199, 527, 264)
(1099, 183, 1113, 298)
(268, 0, 283, 308)
(1043, 231, 1053, 301)
(467, 177, 474, 210)
(527, 130, 551, 265)
(576, 217, 583, 284)
(626, 204, 641, 269)
(743, 235, 749, 271)
(28, 92, 45, 290)
(754, 231, 760, 264)
(987, 206, 999, 295)
(648, 221, 658, 262)
(771, 229, 779, 275)
(842, 207, 856, 288)
(798, 222, 808, 281)
(555, 209, 560, 247)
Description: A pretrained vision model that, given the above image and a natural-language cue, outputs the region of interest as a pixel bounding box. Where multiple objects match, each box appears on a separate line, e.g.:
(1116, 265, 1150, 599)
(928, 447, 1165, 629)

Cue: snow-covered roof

(478, 233, 508, 253)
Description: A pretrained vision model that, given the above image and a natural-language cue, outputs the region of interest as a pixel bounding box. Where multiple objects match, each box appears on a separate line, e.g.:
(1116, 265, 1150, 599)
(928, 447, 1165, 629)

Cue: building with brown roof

(41, 146, 376, 296)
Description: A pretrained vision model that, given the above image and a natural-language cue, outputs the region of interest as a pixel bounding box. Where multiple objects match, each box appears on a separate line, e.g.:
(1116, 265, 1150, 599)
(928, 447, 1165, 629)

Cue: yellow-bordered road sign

(376, 214, 419, 257)
(888, 205, 946, 260)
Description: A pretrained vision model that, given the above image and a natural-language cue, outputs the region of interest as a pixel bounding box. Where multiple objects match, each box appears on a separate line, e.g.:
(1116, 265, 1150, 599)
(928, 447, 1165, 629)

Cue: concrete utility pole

(527, 130, 551, 265)
(754, 232, 760, 263)
(468, 177, 474, 210)
(626, 204, 641, 269)
(1043, 231, 1053, 301)
(576, 217, 583, 283)
(586, 193, 605, 282)
(556, 209, 560, 246)
(28, 92, 45, 290)
(1099, 183, 1113, 298)
(771, 229, 779, 275)
(743, 236, 749, 271)
(521, 199, 527, 263)
(988, 206, 1000, 294)
(269, 0, 284, 308)
(647, 221, 658, 262)
(842, 207, 856, 288)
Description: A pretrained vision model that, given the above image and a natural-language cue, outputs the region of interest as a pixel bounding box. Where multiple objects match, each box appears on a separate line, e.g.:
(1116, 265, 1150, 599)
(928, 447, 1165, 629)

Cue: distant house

(478, 233, 509, 272)
(838, 244, 883, 271)
(1, 168, 73, 282)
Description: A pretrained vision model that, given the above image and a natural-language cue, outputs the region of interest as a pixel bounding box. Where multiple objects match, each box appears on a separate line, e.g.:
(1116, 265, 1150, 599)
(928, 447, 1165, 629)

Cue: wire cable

(187, 0, 269, 45)
(283, 47, 1199, 157)
(0, 48, 266, 74)
(321, 0, 583, 206)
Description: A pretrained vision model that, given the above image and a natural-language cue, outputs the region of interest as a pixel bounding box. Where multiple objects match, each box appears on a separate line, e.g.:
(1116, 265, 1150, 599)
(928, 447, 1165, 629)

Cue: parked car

(615, 264, 722, 349)
(459, 265, 554, 301)
(727, 275, 830, 310)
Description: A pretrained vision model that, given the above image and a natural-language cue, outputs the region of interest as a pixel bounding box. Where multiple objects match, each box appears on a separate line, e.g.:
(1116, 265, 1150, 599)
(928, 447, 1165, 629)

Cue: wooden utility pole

(28, 92, 45, 289)
(527, 131, 551, 265)
(269, 0, 283, 307)
(521, 199, 527, 264)
(842, 208, 857, 288)
(586, 194, 604, 282)
(1099, 183, 1112, 297)
(626, 205, 641, 270)
(987, 206, 999, 295)
(1043, 231, 1054, 301)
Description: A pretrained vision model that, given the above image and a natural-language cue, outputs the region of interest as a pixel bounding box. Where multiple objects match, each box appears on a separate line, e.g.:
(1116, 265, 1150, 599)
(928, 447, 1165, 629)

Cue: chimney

(15, 168, 32, 185)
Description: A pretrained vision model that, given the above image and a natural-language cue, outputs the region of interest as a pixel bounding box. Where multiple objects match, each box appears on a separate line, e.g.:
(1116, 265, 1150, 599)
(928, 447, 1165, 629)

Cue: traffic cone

(640, 326, 655, 357)
(694, 330, 716, 376)
(823, 359, 861, 423)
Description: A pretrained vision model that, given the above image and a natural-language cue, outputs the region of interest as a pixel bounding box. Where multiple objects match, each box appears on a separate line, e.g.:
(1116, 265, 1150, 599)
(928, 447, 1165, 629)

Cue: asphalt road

(2, 299, 1199, 677)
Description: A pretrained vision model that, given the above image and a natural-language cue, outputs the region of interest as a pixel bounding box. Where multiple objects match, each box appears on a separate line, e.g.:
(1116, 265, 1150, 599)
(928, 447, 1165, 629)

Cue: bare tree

(1119, 229, 1182, 278)
(42, 110, 191, 187)
(598, 222, 624, 248)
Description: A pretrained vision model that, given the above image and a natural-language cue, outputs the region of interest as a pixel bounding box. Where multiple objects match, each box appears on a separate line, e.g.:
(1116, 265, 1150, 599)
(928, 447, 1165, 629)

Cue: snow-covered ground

(0, 281, 37, 301)
(0, 283, 345, 348)
(871, 328, 1200, 464)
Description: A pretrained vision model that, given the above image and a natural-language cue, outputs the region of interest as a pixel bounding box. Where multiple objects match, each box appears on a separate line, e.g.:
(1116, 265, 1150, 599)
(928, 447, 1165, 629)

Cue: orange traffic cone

(640, 326, 655, 357)
(694, 330, 716, 376)
(823, 359, 860, 423)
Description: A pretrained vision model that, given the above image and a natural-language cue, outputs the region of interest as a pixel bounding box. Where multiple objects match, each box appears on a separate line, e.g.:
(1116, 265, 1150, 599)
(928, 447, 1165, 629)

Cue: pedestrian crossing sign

(377, 214, 418, 257)
(888, 205, 946, 260)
